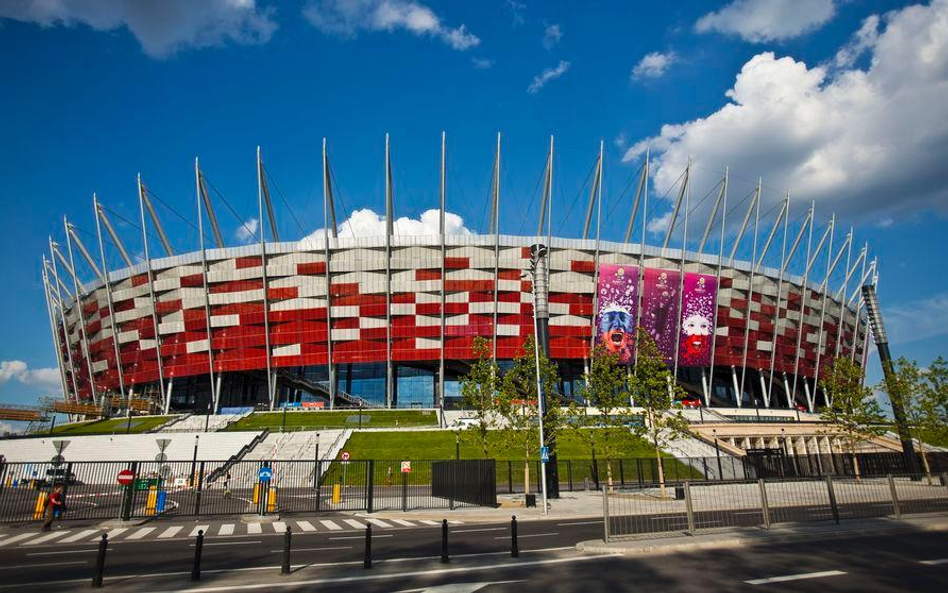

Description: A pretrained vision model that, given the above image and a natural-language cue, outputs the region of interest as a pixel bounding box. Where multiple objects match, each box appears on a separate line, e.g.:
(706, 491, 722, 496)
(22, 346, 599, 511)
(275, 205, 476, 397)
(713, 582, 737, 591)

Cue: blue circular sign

(258, 467, 273, 482)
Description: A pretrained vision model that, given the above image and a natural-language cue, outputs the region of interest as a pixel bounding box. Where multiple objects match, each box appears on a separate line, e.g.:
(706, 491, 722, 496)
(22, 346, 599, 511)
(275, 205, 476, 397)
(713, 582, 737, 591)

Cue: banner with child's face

(595, 264, 639, 364)
(678, 273, 717, 367)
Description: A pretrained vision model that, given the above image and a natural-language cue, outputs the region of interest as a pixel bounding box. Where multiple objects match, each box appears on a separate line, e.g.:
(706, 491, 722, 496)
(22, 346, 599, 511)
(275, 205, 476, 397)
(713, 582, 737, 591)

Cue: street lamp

(526, 245, 549, 515)
(712, 429, 722, 480)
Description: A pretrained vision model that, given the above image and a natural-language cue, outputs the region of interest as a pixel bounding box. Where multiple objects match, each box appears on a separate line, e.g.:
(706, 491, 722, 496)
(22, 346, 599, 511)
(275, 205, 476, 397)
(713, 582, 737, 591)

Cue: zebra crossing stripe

(247, 523, 262, 535)
(419, 520, 440, 526)
(296, 521, 317, 532)
(59, 529, 100, 543)
(391, 519, 415, 527)
(24, 531, 71, 545)
(320, 520, 342, 531)
(343, 519, 367, 529)
(158, 526, 183, 539)
(105, 528, 128, 540)
(0, 533, 37, 547)
(126, 527, 156, 540)
(218, 524, 235, 536)
(272, 522, 287, 533)
(366, 518, 393, 528)
(188, 525, 209, 538)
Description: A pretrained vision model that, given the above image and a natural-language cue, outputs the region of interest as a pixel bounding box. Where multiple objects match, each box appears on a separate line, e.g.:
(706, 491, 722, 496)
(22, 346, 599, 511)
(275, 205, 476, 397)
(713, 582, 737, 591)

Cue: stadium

(39, 139, 874, 417)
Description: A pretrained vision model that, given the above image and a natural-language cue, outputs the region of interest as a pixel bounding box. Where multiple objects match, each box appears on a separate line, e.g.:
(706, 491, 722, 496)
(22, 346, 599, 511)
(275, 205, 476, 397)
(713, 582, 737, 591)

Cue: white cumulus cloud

(695, 0, 836, 43)
(0, 360, 61, 391)
(527, 60, 570, 94)
(301, 208, 472, 247)
(303, 0, 479, 50)
(884, 291, 948, 345)
(625, 0, 948, 223)
(235, 218, 260, 244)
(632, 51, 678, 79)
(0, 0, 278, 59)
(542, 23, 562, 50)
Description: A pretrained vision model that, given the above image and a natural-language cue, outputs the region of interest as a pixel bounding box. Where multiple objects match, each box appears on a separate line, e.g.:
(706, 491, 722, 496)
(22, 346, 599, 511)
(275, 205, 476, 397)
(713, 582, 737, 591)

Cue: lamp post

(526, 246, 550, 515)
(205, 401, 212, 433)
(190, 435, 200, 487)
(713, 429, 722, 480)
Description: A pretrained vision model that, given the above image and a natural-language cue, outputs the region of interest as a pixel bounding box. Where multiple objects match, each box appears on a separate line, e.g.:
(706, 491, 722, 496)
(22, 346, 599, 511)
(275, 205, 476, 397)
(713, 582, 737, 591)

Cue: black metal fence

(604, 473, 948, 540)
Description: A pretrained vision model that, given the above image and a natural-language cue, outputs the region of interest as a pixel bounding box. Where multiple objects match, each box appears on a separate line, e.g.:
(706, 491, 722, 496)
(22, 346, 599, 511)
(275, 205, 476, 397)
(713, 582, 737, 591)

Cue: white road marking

(59, 529, 99, 543)
(319, 520, 342, 531)
(745, 570, 847, 585)
(329, 534, 393, 541)
(158, 526, 183, 539)
(247, 523, 262, 535)
(494, 532, 557, 540)
(126, 527, 156, 540)
(343, 519, 367, 529)
(188, 525, 210, 538)
(218, 524, 235, 536)
(26, 548, 110, 556)
(272, 522, 288, 533)
(920, 558, 948, 565)
(449, 520, 463, 525)
(366, 518, 392, 528)
(191, 540, 261, 547)
(0, 561, 87, 570)
(419, 520, 440, 526)
(24, 531, 71, 545)
(105, 528, 128, 540)
(454, 527, 505, 533)
(391, 519, 415, 527)
(269, 546, 352, 553)
(296, 521, 317, 532)
(555, 520, 602, 526)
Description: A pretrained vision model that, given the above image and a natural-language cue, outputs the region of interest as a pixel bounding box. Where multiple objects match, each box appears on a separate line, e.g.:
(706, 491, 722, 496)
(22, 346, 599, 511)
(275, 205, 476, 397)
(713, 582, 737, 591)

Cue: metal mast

(439, 131, 447, 410)
(322, 138, 336, 410)
(137, 174, 168, 413)
(705, 168, 728, 405)
(196, 158, 219, 413)
(588, 140, 604, 362)
(490, 133, 501, 366)
(256, 148, 275, 410)
(41, 260, 72, 403)
(62, 219, 99, 404)
(93, 195, 128, 408)
(385, 134, 394, 408)
(47, 243, 80, 403)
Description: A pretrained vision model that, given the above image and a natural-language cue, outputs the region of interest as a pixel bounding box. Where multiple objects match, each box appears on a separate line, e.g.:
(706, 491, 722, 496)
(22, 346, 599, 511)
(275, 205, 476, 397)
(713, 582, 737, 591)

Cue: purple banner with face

(595, 264, 639, 364)
(678, 273, 717, 367)
(640, 267, 681, 364)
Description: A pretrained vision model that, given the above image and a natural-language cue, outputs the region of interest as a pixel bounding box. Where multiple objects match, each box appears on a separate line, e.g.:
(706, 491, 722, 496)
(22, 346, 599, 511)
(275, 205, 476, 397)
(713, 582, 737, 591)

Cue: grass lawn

(228, 409, 439, 431)
(48, 415, 173, 435)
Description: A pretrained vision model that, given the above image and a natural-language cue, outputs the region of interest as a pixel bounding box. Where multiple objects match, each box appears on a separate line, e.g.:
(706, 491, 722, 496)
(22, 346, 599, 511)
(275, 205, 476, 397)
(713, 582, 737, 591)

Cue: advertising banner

(595, 263, 639, 364)
(678, 273, 718, 367)
(640, 267, 681, 364)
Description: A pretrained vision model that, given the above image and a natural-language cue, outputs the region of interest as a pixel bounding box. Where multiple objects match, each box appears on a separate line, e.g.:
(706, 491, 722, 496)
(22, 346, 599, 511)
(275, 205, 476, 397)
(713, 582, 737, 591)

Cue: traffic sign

(540, 446, 549, 463)
(117, 469, 134, 486)
(401, 461, 412, 474)
(155, 453, 168, 463)
(258, 466, 273, 483)
(51, 454, 65, 466)
(340, 451, 350, 461)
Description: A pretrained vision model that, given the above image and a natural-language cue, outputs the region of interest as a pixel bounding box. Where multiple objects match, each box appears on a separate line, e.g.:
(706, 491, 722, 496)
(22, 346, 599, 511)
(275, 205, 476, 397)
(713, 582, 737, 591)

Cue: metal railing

(603, 473, 948, 541)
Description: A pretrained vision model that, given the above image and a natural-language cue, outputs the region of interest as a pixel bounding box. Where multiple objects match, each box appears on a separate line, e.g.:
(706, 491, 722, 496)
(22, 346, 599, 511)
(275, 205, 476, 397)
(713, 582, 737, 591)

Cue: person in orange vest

(41, 484, 64, 531)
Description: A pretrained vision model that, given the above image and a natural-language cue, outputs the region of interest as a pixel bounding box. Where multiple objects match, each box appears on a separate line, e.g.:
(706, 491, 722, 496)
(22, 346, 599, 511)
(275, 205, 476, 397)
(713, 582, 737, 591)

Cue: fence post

(441, 519, 449, 564)
(510, 515, 519, 558)
(684, 482, 696, 536)
(637, 459, 643, 485)
(601, 485, 610, 543)
(758, 479, 771, 529)
(91, 533, 108, 588)
(281, 525, 292, 574)
(367, 460, 375, 514)
(194, 461, 205, 516)
(121, 461, 138, 521)
(887, 474, 901, 520)
(363, 524, 372, 569)
(567, 461, 573, 492)
(315, 461, 322, 514)
(508, 461, 513, 494)
(619, 460, 625, 486)
(825, 475, 840, 524)
(593, 458, 600, 490)
(191, 529, 204, 581)
(401, 471, 408, 513)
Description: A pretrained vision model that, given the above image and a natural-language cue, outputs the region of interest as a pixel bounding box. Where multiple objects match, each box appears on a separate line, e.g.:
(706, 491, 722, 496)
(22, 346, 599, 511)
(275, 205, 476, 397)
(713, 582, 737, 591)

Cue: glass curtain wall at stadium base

(47, 234, 869, 413)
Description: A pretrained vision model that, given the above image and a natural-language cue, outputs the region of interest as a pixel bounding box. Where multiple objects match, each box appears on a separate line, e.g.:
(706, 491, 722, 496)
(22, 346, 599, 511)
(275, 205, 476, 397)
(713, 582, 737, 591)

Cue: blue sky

(1, 0, 947, 415)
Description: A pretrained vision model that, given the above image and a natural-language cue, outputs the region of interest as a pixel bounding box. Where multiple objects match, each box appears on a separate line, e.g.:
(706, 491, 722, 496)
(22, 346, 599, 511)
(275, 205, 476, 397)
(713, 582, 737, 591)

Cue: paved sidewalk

(365, 491, 605, 523)
(576, 512, 948, 556)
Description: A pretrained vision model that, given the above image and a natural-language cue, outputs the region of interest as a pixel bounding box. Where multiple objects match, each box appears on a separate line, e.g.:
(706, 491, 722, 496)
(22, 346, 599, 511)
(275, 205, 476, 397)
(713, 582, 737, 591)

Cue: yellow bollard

(146, 485, 157, 516)
(33, 492, 46, 520)
(267, 486, 277, 512)
(332, 483, 341, 505)
(253, 483, 260, 504)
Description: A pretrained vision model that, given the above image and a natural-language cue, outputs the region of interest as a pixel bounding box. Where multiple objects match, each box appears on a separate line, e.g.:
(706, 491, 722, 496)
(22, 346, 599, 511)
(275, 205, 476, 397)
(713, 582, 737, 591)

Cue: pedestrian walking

(41, 484, 64, 531)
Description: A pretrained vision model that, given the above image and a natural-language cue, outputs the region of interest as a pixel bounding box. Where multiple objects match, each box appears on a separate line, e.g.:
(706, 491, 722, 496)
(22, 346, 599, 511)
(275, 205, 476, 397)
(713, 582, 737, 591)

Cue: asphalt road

(1, 516, 947, 591)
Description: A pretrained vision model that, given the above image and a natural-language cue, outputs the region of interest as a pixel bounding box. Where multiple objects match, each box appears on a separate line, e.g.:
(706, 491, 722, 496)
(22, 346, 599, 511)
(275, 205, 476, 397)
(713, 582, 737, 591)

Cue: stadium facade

(40, 137, 875, 414)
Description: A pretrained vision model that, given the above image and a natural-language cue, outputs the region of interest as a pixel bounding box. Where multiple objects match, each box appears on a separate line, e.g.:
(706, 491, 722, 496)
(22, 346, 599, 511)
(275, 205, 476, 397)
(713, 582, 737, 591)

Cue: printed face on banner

(595, 264, 639, 363)
(679, 273, 718, 367)
(640, 268, 681, 364)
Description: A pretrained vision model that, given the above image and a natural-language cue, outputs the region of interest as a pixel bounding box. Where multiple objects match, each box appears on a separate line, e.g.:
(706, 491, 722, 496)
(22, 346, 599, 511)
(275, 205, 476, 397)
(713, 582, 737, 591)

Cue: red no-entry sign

(117, 469, 134, 486)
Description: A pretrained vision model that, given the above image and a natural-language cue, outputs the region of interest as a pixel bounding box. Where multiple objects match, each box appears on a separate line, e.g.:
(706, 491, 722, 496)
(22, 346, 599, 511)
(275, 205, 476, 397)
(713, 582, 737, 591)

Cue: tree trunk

(920, 442, 932, 483)
(606, 459, 614, 494)
(655, 442, 666, 499)
(852, 449, 861, 479)
(524, 460, 530, 496)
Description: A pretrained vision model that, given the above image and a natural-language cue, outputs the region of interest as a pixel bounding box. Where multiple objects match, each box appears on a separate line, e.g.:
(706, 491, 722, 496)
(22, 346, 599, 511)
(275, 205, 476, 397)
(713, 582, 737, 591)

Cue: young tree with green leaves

(921, 356, 948, 448)
(628, 329, 689, 498)
(885, 357, 934, 479)
(819, 357, 886, 478)
(573, 344, 635, 492)
(497, 335, 561, 496)
(458, 336, 501, 458)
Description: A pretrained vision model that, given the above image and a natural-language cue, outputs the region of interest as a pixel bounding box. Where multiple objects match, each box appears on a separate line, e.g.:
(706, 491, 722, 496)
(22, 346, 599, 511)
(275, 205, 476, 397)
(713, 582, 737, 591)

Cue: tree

(885, 357, 933, 479)
(497, 335, 561, 496)
(921, 357, 948, 448)
(573, 344, 635, 492)
(819, 357, 886, 478)
(628, 329, 689, 498)
(458, 336, 501, 458)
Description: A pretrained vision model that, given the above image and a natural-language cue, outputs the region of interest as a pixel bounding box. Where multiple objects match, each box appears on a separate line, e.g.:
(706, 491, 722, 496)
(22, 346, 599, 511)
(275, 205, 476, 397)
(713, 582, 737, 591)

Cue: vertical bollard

(91, 533, 108, 588)
(363, 524, 372, 569)
(191, 529, 204, 581)
(684, 482, 696, 536)
(441, 519, 449, 563)
(887, 474, 901, 520)
(281, 525, 292, 575)
(826, 475, 840, 524)
(510, 515, 519, 558)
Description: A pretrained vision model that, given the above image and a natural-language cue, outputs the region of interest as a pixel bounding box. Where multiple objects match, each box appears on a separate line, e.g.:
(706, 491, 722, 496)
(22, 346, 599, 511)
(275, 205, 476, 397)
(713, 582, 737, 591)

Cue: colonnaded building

(40, 137, 876, 415)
